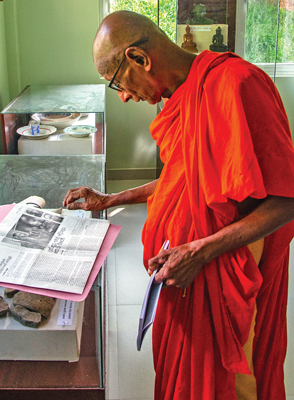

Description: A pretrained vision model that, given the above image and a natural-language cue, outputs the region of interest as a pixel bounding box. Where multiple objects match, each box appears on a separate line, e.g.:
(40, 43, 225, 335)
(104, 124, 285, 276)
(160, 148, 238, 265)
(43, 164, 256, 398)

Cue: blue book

(137, 240, 170, 351)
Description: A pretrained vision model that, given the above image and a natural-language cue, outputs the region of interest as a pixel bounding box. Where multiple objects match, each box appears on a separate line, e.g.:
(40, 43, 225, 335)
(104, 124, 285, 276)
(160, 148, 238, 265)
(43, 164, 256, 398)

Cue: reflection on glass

(177, 0, 231, 25)
(2, 85, 105, 114)
(0, 155, 105, 208)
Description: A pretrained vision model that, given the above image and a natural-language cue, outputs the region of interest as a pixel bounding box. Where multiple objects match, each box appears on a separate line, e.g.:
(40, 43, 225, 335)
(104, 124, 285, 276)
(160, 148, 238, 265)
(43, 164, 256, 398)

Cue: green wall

(1, 0, 157, 171)
(0, 3, 9, 107)
(4, 0, 100, 97)
(0, 2, 9, 154)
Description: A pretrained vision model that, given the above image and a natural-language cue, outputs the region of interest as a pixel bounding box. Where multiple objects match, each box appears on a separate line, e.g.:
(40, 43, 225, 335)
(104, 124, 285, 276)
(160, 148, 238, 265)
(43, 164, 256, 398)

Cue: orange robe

(141, 50, 294, 400)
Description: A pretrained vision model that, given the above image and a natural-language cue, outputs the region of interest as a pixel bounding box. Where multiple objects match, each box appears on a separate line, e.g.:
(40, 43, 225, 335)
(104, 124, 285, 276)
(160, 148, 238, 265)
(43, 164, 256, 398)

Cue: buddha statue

(209, 26, 228, 53)
(181, 25, 198, 53)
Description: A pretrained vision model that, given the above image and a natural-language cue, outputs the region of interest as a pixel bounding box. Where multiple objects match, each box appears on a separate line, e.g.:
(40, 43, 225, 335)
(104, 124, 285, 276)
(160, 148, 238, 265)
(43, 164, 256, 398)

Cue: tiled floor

(106, 180, 154, 400)
(105, 179, 294, 400)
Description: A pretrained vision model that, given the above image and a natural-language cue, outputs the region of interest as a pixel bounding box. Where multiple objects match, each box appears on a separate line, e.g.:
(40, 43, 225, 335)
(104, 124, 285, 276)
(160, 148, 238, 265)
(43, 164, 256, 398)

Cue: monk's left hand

(147, 241, 206, 289)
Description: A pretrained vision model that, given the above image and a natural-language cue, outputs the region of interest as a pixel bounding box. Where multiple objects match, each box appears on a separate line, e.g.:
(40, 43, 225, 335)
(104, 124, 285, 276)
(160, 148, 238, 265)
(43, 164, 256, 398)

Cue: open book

(0, 197, 120, 301)
(137, 240, 170, 351)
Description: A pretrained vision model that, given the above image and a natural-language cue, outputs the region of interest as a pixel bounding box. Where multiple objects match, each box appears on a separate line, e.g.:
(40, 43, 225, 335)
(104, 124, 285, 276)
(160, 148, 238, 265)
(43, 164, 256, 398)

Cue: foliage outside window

(245, 0, 294, 63)
(109, 0, 177, 43)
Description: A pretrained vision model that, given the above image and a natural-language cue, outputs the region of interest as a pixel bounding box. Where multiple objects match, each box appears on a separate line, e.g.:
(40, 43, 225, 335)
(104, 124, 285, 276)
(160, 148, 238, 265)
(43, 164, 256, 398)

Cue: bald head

(93, 10, 167, 76)
(93, 10, 196, 101)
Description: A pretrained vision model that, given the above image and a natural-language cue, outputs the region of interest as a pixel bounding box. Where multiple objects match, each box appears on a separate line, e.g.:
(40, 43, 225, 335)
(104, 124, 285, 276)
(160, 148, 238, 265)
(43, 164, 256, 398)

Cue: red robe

(141, 50, 294, 400)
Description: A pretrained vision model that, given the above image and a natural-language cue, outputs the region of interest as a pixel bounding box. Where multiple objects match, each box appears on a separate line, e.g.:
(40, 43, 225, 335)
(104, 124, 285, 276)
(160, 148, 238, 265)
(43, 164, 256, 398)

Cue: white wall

(0, 2, 9, 154)
(105, 86, 157, 173)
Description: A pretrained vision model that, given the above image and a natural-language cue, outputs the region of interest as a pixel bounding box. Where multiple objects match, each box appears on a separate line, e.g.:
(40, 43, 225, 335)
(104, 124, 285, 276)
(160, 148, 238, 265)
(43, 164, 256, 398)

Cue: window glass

(245, 0, 294, 64)
(109, 0, 177, 42)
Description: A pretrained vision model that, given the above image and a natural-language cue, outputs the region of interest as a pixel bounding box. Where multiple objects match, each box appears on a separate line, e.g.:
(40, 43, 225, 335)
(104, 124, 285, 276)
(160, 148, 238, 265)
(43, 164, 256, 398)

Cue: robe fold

(141, 50, 294, 400)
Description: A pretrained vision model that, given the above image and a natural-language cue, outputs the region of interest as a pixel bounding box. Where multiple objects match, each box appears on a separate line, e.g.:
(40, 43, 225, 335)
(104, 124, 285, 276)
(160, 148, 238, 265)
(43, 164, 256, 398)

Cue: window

(236, 0, 294, 78)
(245, 0, 294, 63)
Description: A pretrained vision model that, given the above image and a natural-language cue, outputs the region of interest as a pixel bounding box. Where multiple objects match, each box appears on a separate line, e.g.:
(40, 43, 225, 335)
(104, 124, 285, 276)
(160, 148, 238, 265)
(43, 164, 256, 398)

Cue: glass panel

(245, 0, 279, 63)
(245, 0, 294, 64)
(159, 0, 177, 42)
(1, 85, 105, 114)
(109, 0, 177, 42)
(278, 1, 294, 63)
(0, 154, 105, 208)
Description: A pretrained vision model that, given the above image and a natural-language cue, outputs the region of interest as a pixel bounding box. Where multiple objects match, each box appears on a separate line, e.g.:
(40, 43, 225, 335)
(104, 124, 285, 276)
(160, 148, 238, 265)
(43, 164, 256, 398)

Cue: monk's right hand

(63, 186, 110, 211)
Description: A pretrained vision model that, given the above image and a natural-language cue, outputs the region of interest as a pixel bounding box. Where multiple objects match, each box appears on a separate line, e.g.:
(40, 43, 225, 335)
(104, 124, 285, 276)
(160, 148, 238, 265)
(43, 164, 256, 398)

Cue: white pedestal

(18, 132, 94, 155)
(0, 287, 85, 362)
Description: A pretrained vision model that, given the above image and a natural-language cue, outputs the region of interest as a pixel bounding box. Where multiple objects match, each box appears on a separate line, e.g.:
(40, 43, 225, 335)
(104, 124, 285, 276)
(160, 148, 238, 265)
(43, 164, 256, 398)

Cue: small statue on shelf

(209, 26, 228, 53)
(181, 25, 198, 53)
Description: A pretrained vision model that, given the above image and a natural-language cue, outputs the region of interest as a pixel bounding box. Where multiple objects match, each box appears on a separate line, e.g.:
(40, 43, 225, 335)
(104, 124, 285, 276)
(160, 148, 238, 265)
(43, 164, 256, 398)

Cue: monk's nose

(117, 90, 132, 103)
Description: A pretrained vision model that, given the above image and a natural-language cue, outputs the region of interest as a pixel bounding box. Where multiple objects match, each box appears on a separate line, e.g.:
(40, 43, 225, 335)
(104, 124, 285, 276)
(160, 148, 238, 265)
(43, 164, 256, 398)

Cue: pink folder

(0, 204, 120, 301)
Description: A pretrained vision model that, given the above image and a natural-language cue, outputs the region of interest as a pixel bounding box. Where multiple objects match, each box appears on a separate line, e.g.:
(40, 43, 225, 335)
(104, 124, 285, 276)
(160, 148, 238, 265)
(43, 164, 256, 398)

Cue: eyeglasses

(108, 37, 149, 92)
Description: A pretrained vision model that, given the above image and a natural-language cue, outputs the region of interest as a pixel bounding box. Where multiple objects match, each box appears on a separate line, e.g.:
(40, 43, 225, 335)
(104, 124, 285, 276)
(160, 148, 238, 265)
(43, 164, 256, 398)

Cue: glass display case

(0, 84, 107, 399)
(0, 154, 107, 399)
(0, 84, 106, 155)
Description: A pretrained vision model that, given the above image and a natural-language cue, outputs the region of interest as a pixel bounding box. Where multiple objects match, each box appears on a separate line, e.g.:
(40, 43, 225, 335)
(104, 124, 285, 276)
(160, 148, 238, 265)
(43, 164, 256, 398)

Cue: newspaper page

(0, 204, 110, 294)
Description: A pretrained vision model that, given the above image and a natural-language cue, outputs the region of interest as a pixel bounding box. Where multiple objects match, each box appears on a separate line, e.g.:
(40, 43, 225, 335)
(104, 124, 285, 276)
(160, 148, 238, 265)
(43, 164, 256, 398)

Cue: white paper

(57, 299, 75, 326)
(0, 203, 110, 294)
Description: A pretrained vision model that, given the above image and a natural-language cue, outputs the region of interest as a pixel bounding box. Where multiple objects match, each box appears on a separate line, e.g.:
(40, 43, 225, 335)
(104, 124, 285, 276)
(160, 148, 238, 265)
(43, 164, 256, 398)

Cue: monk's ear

(125, 47, 151, 71)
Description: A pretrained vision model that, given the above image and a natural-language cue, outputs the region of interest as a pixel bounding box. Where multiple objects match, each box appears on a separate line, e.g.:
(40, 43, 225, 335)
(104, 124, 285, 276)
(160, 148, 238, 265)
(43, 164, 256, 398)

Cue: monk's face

(116, 74, 163, 105)
(104, 57, 164, 105)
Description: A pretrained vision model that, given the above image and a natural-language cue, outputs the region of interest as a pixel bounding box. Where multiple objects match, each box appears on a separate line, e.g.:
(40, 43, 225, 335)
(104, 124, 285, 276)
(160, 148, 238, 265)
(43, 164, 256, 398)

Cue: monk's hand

(147, 241, 206, 289)
(63, 186, 110, 211)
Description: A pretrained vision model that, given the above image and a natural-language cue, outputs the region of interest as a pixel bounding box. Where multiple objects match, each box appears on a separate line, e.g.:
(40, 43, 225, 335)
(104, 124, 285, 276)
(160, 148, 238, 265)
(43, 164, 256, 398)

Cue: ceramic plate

(17, 125, 57, 140)
(63, 125, 97, 138)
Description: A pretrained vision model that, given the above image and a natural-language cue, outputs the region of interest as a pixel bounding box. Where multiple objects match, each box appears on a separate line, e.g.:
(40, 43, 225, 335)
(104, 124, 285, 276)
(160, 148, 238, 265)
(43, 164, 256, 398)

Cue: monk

(63, 10, 294, 400)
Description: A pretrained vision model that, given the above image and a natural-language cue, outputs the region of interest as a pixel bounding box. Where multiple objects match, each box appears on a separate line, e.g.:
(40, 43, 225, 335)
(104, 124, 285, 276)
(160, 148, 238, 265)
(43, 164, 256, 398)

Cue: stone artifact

(209, 26, 228, 53)
(181, 25, 198, 53)
(13, 292, 55, 319)
(4, 288, 19, 298)
(11, 305, 42, 328)
(0, 296, 9, 316)
(186, 4, 215, 25)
